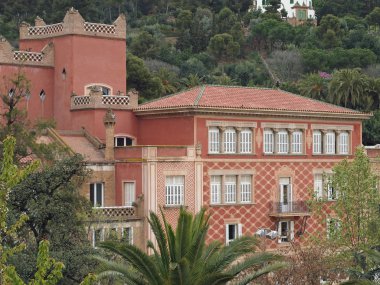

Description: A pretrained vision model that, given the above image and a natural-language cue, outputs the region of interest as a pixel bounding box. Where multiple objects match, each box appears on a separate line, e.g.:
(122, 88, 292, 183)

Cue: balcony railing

(270, 201, 310, 217)
(71, 94, 132, 110)
(89, 206, 139, 221)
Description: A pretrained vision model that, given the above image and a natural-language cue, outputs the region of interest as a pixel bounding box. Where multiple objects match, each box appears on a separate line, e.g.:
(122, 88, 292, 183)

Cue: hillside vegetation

(1, 0, 380, 144)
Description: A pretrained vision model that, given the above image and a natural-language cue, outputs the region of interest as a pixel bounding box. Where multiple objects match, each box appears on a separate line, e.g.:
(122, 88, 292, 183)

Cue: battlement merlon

(0, 37, 54, 67)
(19, 8, 126, 40)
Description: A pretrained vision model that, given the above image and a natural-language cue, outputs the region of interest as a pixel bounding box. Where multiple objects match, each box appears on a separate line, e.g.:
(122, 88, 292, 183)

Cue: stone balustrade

(71, 94, 134, 110)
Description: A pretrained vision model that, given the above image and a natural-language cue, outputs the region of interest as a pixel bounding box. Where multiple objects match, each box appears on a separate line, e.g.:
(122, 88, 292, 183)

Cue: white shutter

(238, 224, 242, 237)
(314, 174, 323, 198)
(290, 221, 294, 241)
(278, 221, 282, 243)
(225, 224, 229, 245)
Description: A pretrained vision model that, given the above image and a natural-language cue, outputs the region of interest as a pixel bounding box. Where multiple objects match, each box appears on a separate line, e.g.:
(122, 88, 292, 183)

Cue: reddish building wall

(138, 116, 194, 145)
(115, 162, 142, 206)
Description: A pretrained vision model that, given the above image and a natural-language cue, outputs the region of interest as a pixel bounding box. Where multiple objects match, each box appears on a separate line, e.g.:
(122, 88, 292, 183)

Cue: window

(86, 84, 111, 95)
(327, 218, 340, 239)
(277, 130, 289, 154)
(313, 131, 322, 154)
(292, 131, 302, 154)
(210, 175, 222, 204)
(92, 228, 105, 247)
(314, 174, 323, 199)
(115, 136, 133, 147)
(90, 183, 104, 207)
(225, 223, 242, 245)
(325, 131, 335, 154)
(327, 181, 338, 200)
(224, 128, 236, 153)
(339, 132, 349, 154)
(278, 220, 294, 243)
(224, 175, 237, 203)
(122, 227, 133, 245)
(106, 228, 119, 241)
(240, 175, 252, 203)
(124, 182, 135, 206)
(165, 176, 184, 206)
(297, 9, 307, 20)
(208, 127, 220, 154)
(264, 129, 274, 154)
(240, 129, 252, 153)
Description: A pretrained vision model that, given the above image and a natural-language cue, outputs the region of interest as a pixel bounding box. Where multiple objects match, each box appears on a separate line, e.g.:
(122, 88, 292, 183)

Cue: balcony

(88, 206, 140, 221)
(269, 201, 310, 217)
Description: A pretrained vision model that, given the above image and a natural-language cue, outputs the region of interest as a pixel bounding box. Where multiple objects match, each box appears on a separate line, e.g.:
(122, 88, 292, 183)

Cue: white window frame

(240, 175, 252, 203)
(264, 129, 274, 154)
(92, 227, 105, 248)
(225, 223, 242, 245)
(165, 176, 184, 206)
(224, 127, 236, 153)
(313, 131, 322, 154)
(210, 175, 222, 204)
(292, 131, 302, 154)
(122, 227, 134, 245)
(339, 132, 349, 154)
(277, 130, 289, 154)
(85, 83, 112, 96)
(278, 220, 294, 243)
(314, 174, 323, 199)
(325, 131, 336, 154)
(224, 175, 237, 203)
(124, 182, 136, 207)
(208, 127, 220, 154)
(90, 183, 104, 207)
(240, 129, 252, 153)
(115, 136, 133, 147)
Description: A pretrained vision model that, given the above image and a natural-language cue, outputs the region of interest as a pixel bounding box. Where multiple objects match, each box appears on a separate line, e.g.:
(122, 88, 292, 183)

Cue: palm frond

(233, 262, 288, 285)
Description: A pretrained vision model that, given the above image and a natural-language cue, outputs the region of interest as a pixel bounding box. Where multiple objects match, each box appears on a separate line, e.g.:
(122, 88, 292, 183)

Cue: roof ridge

(194, 85, 206, 106)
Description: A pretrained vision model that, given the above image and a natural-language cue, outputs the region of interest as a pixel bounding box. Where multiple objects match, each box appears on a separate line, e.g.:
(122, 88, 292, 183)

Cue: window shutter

(90, 184, 94, 206)
(278, 221, 282, 243)
(225, 224, 229, 245)
(290, 221, 295, 241)
(238, 224, 243, 237)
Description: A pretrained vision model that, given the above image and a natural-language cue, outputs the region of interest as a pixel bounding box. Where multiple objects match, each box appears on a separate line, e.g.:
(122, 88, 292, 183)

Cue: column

(288, 129, 294, 154)
(273, 128, 279, 154)
(219, 126, 225, 153)
(236, 175, 241, 203)
(335, 130, 341, 154)
(236, 127, 242, 153)
(321, 129, 328, 154)
(251, 127, 255, 154)
(221, 175, 225, 204)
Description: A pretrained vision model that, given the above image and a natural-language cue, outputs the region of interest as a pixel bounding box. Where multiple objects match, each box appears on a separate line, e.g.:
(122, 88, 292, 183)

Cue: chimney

(103, 109, 116, 160)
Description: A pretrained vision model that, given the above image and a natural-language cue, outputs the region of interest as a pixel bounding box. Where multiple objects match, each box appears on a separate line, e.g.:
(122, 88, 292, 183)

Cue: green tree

(190, 8, 213, 53)
(8, 154, 96, 284)
(129, 31, 160, 59)
(176, 9, 192, 31)
(298, 73, 329, 101)
(96, 207, 285, 284)
(363, 110, 380, 146)
(214, 7, 237, 34)
(366, 7, 380, 30)
(208, 33, 240, 63)
(309, 148, 380, 271)
(328, 69, 370, 109)
(265, 0, 281, 15)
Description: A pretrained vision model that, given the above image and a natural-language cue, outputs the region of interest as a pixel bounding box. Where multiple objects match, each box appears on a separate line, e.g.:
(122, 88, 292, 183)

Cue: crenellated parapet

(19, 7, 126, 40)
(0, 37, 54, 66)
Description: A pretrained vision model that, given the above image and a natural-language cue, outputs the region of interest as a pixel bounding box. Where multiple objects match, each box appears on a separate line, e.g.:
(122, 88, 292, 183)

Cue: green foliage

(129, 31, 160, 58)
(96, 207, 285, 284)
(363, 110, 380, 145)
(208, 33, 240, 62)
(298, 73, 329, 101)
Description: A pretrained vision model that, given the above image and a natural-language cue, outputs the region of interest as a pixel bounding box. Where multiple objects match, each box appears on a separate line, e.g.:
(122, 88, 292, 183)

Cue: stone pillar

(35, 16, 46, 26)
(219, 126, 226, 153)
(236, 127, 242, 153)
(273, 128, 279, 154)
(321, 129, 328, 154)
(236, 175, 241, 203)
(335, 130, 341, 154)
(288, 129, 294, 154)
(103, 109, 116, 161)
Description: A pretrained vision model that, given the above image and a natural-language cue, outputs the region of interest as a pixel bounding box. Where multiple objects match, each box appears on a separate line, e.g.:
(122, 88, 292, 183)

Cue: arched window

(85, 84, 112, 96)
(114, 136, 133, 147)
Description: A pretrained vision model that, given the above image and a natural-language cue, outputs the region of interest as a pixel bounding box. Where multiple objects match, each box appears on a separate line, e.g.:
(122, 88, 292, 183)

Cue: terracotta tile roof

(137, 85, 366, 116)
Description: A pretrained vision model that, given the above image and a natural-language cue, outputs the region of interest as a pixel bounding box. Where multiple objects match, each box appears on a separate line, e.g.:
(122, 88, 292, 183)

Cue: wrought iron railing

(271, 201, 310, 214)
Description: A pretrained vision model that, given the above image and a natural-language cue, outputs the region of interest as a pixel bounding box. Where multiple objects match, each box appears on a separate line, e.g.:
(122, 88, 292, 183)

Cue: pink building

(0, 9, 371, 249)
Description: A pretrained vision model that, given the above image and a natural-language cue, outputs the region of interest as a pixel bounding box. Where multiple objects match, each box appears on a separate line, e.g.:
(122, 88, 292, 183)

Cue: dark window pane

(90, 184, 94, 206)
(125, 137, 133, 146)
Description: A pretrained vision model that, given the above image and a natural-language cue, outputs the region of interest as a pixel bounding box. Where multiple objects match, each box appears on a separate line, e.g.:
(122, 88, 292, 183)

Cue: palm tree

(95, 207, 285, 284)
(180, 74, 205, 88)
(328, 69, 370, 110)
(298, 73, 328, 101)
